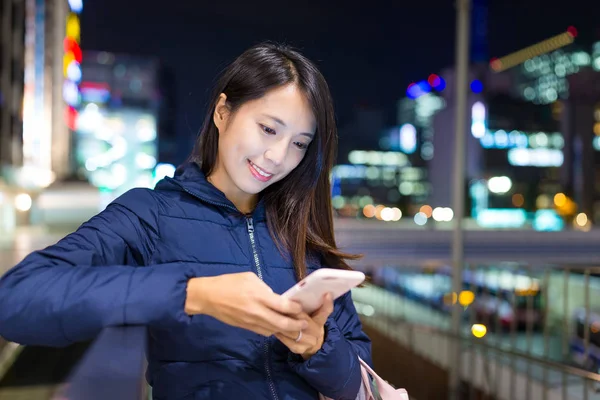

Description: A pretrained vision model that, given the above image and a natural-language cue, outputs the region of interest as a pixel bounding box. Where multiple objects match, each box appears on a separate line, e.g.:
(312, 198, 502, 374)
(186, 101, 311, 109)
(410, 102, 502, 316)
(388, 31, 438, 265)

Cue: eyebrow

(261, 114, 314, 139)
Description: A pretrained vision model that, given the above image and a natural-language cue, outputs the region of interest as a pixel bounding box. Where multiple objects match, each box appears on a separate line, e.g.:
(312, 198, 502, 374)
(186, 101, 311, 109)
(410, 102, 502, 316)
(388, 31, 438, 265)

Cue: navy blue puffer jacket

(0, 162, 372, 400)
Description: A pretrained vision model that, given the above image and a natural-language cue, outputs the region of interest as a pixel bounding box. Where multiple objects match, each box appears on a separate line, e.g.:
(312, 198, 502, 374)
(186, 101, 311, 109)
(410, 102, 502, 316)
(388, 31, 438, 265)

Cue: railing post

(449, 0, 472, 397)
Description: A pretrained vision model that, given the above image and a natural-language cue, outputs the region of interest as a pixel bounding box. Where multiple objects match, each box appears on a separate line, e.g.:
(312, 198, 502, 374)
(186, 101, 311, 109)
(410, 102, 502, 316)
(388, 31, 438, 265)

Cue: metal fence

(51, 327, 148, 400)
(353, 262, 600, 400)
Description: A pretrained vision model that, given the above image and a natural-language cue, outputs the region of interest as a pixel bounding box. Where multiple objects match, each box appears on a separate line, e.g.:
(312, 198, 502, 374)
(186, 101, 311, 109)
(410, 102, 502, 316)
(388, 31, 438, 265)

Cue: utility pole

(449, 0, 472, 397)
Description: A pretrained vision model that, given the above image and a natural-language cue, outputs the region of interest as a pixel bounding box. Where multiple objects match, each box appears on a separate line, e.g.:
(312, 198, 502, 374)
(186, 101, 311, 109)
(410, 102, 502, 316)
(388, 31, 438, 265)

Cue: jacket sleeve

(288, 290, 372, 400)
(0, 188, 195, 347)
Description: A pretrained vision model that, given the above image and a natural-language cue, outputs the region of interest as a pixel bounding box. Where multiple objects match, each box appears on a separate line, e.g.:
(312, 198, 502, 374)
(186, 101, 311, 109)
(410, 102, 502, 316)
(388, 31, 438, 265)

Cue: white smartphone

(282, 268, 366, 314)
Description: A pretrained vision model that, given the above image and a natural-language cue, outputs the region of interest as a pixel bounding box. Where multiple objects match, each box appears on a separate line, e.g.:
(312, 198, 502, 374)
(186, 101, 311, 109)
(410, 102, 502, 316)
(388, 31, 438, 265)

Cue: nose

(264, 140, 288, 167)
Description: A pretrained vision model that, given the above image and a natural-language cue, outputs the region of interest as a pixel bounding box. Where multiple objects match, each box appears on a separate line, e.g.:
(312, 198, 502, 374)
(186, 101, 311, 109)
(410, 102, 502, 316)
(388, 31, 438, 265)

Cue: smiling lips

(247, 159, 274, 182)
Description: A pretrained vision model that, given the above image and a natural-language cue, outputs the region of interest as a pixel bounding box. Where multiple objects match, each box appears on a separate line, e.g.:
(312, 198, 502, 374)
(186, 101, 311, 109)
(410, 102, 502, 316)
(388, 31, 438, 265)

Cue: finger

(274, 333, 303, 354)
(275, 332, 316, 355)
(258, 307, 309, 333)
(277, 311, 315, 340)
(277, 329, 306, 341)
(248, 324, 275, 337)
(293, 311, 311, 320)
(311, 293, 334, 326)
(275, 331, 298, 341)
(261, 292, 303, 315)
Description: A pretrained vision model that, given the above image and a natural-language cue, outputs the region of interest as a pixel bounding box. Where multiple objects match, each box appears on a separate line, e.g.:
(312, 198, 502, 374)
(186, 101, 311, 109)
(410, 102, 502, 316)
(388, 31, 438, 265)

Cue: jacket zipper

(246, 217, 264, 280)
(170, 180, 279, 400)
(246, 217, 279, 400)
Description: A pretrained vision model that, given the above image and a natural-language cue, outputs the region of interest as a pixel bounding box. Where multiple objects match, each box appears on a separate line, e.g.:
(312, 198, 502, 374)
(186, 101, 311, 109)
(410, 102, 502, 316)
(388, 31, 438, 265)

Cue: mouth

(247, 159, 274, 182)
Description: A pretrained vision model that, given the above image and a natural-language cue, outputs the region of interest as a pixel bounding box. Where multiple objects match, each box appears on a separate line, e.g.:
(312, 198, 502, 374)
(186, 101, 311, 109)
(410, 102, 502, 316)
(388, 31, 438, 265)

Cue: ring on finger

(295, 330, 303, 342)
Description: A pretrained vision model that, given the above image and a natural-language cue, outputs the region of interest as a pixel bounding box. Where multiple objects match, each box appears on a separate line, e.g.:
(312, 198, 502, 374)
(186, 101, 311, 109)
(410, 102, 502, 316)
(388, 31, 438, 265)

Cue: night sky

(80, 0, 599, 156)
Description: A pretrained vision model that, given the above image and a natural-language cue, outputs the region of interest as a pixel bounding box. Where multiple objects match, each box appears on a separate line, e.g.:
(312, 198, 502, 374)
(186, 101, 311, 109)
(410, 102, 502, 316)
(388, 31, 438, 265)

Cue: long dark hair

(191, 42, 360, 279)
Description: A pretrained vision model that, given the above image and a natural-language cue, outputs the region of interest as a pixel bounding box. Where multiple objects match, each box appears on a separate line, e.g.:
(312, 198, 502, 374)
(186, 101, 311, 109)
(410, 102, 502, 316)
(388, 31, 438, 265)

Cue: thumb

(312, 293, 334, 325)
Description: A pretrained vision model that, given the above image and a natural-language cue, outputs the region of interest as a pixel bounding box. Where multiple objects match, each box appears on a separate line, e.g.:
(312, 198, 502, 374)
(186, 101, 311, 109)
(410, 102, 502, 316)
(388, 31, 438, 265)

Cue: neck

(207, 173, 257, 214)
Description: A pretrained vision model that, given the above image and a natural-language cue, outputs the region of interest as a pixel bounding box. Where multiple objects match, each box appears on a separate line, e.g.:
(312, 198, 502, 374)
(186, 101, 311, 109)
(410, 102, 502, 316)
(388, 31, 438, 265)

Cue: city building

(331, 103, 432, 220)
(387, 29, 600, 228)
(75, 51, 176, 194)
(561, 68, 600, 223)
(0, 0, 26, 170)
(157, 66, 178, 165)
(485, 29, 600, 227)
(1, 0, 83, 188)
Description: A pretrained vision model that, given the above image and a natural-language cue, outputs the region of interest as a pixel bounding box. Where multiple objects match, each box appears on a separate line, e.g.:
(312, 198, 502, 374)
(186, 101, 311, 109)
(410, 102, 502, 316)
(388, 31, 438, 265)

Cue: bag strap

(359, 360, 375, 398)
(319, 358, 409, 400)
(358, 357, 409, 400)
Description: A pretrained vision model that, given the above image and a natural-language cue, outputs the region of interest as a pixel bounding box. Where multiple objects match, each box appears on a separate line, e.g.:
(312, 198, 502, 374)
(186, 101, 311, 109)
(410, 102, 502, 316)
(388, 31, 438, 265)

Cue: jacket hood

(155, 162, 266, 219)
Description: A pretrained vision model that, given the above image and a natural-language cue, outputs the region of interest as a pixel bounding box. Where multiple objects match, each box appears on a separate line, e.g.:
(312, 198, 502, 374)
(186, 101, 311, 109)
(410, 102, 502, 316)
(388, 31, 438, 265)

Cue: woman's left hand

(275, 293, 334, 360)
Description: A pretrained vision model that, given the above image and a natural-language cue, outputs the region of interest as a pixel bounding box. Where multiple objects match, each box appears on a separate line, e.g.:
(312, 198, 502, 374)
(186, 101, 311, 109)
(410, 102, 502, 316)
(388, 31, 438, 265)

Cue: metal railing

(353, 262, 600, 400)
(52, 327, 148, 400)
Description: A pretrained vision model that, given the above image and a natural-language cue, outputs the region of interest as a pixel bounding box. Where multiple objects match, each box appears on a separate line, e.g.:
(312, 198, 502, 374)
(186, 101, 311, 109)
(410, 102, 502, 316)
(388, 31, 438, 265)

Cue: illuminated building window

(471, 102, 486, 138)
(572, 52, 591, 66)
(68, 0, 83, 13)
(508, 148, 564, 167)
(480, 130, 562, 150)
(399, 124, 417, 154)
(593, 42, 600, 71)
(516, 46, 591, 105)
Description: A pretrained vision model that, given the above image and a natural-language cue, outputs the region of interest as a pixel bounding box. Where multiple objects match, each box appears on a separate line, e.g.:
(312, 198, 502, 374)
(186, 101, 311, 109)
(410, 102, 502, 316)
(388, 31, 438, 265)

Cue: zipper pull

(246, 217, 254, 233)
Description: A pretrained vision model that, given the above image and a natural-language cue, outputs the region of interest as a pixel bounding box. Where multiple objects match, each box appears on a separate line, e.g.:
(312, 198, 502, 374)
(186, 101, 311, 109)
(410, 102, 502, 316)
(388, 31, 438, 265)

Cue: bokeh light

(419, 205, 433, 218)
(15, 193, 32, 212)
(470, 79, 483, 93)
(512, 193, 525, 207)
(554, 193, 567, 207)
(471, 324, 487, 338)
(458, 291, 475, 307)
(363, 204, 376, 218)
(414, 212, 428, 226)
(575, 212, 588, 227)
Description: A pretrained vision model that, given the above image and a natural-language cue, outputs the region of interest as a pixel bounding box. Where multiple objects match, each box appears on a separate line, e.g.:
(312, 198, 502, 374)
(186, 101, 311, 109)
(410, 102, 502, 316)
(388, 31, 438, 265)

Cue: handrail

(384, 317, 600, 383)
(56, 326, 148, 400)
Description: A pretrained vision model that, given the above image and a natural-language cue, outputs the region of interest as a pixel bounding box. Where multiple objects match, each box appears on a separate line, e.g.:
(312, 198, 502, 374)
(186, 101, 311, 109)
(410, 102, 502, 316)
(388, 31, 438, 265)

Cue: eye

(294, 142, 309, 150)
(259, 124, 276, 135)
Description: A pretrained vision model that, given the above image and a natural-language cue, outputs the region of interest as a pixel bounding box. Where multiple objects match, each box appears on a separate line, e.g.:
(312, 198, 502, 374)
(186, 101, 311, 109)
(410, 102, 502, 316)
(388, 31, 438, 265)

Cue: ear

(213, 93, 229, 133)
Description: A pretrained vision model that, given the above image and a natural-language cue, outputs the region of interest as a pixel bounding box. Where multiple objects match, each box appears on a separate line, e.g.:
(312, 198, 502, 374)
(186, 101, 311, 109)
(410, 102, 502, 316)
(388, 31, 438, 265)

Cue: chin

(236, 179, 266, 195)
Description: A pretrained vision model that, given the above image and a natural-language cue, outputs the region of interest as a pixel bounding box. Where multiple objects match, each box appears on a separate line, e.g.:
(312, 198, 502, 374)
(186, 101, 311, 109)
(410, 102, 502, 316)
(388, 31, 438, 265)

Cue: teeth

(250, 161, 272, 177)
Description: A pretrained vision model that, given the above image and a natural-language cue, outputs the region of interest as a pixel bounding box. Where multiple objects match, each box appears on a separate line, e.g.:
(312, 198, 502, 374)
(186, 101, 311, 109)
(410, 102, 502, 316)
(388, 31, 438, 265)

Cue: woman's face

(211, 84, 316, 210)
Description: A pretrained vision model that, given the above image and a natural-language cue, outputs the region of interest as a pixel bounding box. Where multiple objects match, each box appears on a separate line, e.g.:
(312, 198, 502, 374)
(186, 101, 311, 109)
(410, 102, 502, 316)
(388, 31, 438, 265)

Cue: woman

(0, 42, 372, 400)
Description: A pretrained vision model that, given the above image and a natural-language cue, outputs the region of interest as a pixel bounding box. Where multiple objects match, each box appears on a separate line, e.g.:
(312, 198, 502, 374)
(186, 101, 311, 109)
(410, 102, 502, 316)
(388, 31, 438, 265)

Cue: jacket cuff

(288, 317, 361, 399)
(124, 264, 196, 329)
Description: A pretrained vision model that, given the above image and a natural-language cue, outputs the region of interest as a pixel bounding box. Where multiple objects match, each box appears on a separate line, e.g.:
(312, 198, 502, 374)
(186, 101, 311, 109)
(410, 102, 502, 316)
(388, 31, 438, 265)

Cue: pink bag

(319, 357, 409, 400)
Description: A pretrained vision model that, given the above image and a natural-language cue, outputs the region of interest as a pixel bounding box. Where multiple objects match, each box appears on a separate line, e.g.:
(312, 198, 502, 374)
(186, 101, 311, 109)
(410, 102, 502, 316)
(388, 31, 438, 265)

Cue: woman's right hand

(184, 272, 308, 337)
